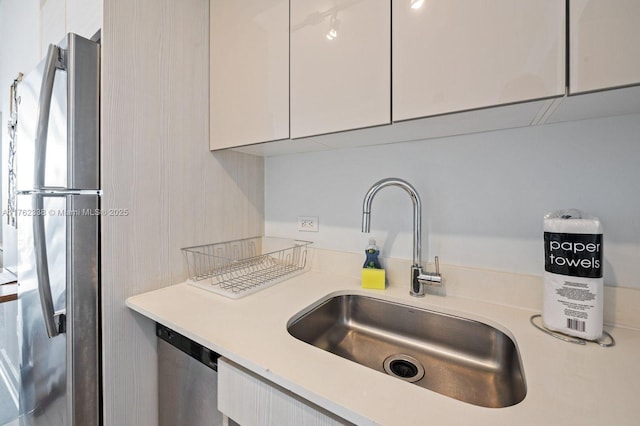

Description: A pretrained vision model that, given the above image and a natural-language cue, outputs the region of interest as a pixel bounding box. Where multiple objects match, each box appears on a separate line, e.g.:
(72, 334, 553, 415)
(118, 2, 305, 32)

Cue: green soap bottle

(363, 238, 382, 269)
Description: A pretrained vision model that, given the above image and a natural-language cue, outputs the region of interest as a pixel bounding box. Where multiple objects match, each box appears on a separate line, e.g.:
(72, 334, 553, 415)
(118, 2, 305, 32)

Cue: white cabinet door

(66, 0, 102, 40)
(210, 0, 289, 150)
(42, 0, 101, 56)
(218, 358, 347, 426)
(569, 0, 640, 94)
(290, 0, 390, 139)
(393, 0, 565, 122)
(41, 0, 66, 53)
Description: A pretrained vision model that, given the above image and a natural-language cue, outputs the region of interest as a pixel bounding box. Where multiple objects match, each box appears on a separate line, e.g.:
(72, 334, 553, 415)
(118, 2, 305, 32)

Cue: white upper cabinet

(210, 0, 289, 150)
(41, 0, 66, 52)
(290, 0, 390, 139)
(66, 0, 102, 40)
(569, 0, 640, 94)
(41, 0, 102, 52)
(393, 0, 565, 122)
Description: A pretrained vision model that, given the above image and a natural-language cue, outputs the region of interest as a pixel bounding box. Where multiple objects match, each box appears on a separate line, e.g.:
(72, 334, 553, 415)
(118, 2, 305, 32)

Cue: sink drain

(383, 354, 425, 383)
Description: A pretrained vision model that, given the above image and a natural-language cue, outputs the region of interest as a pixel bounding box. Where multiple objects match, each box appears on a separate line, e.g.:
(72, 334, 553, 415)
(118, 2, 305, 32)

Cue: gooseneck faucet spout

(362, 178, 441, 296)
(362, 178, 423, 267)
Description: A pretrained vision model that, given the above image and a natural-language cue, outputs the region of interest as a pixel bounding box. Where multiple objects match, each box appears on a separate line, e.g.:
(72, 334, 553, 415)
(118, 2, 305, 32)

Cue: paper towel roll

(543, 209, 603, 340)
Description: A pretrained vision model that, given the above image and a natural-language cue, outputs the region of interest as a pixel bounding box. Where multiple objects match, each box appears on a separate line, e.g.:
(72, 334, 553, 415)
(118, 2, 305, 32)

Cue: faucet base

(412, 264, 442, 297)
(411, 266, 426, 297)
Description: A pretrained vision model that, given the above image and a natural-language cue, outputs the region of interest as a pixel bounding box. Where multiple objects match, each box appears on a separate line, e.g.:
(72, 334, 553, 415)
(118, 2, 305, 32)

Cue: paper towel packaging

(543, 209, 603, 340)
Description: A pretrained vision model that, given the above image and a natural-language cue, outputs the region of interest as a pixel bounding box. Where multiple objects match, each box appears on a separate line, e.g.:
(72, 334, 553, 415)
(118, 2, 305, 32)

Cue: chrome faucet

(362, 178, 441, 296)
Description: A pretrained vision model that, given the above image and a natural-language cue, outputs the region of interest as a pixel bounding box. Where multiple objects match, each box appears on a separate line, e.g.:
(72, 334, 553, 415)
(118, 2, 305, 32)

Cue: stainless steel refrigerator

(15, 33, 100, 426)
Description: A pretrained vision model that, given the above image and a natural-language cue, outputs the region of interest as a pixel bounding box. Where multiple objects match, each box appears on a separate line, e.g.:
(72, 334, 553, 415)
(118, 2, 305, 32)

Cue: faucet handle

(417, 256, 442, 287)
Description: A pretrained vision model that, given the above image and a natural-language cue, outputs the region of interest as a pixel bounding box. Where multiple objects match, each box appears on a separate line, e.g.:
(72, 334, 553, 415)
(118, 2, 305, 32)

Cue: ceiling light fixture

(326, 14, 340, 40)
(410, 0, 425, 10)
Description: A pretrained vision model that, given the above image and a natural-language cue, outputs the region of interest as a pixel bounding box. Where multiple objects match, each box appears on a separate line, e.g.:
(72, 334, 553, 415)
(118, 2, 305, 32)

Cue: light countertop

(127, 269, 640, 425)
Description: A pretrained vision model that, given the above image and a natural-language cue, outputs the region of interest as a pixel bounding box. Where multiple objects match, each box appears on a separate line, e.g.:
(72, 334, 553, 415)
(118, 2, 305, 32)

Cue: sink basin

(287, 294, 526, 408)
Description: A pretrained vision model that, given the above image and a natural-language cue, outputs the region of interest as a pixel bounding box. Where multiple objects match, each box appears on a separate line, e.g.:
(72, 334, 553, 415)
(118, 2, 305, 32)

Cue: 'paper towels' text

(544, 232, 603, 278)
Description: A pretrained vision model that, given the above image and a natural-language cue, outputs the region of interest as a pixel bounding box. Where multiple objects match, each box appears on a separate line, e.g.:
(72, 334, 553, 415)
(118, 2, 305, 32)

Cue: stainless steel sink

(287, 294, 526, 408)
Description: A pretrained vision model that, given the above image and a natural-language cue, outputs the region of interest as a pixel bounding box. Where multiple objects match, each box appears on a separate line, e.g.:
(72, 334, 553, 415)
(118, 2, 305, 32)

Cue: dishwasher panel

(157, 323, 224, 426)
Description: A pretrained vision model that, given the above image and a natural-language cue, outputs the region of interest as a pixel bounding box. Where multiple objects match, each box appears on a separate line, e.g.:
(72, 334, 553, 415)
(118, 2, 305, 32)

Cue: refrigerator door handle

(34, 43, 65, 190)
(32, 44, 66, 338)
(33, 194, 64, 338)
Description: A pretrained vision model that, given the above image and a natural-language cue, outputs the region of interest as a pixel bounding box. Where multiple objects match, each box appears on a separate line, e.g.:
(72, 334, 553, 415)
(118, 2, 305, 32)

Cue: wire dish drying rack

(182, 237, 312, 299)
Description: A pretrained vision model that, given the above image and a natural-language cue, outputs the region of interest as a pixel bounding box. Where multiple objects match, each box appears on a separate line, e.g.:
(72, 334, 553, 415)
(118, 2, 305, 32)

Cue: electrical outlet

(297, 216, 319, 232)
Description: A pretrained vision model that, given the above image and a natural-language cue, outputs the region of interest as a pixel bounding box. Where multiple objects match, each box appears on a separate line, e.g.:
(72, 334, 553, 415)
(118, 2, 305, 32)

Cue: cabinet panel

(67, 0, 102, 40)
(218, 358, 348, 426)
(210, 0, 289, 150)
(290, 0, 390, 139)
(393, 0, 565, 122)
(41, 0, 66, 53)
(569, 0, 640, 94)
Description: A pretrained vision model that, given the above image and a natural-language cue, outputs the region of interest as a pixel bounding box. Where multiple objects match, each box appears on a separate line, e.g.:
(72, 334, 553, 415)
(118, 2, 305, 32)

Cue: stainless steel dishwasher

(157, 323, 235, 426)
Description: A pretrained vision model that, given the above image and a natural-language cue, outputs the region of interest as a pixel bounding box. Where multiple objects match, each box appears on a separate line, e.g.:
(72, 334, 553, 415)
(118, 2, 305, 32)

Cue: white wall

(0, 0, 40, 262)
(265, 113, 640, 288)
(102, 0, 264, 424)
